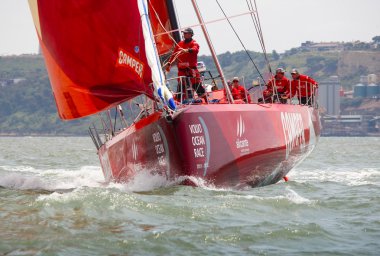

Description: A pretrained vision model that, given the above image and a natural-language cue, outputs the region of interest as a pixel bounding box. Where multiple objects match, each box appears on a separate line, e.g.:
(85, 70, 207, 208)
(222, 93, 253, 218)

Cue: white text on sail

(117, 48, 144, 78)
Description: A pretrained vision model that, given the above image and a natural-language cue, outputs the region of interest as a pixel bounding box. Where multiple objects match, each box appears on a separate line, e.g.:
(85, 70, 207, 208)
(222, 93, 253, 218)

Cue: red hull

(98, 103, 321, 188)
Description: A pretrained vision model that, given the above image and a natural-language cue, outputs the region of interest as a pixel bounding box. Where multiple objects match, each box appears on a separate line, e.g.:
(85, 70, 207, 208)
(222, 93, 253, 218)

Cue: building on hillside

(353, 74, 380, 99)
(319, 76, 341, 115)
(301, 41, 344, 52)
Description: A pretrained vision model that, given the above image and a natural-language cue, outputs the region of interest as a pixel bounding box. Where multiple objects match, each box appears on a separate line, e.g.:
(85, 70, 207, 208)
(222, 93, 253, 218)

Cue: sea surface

(0, 136, 379, 255)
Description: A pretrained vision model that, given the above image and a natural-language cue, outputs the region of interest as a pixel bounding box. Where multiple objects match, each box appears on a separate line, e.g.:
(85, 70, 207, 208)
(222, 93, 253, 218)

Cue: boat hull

(98, 103, 320, 188)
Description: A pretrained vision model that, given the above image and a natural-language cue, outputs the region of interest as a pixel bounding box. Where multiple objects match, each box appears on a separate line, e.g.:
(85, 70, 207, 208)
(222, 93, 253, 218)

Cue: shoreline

(0, 134, 88, 137)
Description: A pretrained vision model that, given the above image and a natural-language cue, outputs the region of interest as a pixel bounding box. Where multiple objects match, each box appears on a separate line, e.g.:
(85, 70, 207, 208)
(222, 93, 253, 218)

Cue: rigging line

(164, 50, 185, 67)
(245, 0, 263, 50)
(148, 1, 199, 73)
(148, 1, 179, 47)
(247, 0, 264, 51)
(147, 1, 181, 67)
(147, 1, 201, 71)
(246, 0, 272, 75)
(214, 0, 264, 82)
(245, 1, 267, 63)
(252, 0, 272, 74)
(247, 0, 266, 56)
(154, 11, 255, 37)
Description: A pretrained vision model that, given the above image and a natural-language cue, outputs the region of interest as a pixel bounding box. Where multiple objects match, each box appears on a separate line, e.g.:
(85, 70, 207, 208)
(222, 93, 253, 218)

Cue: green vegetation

(0, 55, 92, 135)
(1, 44, 379, 135)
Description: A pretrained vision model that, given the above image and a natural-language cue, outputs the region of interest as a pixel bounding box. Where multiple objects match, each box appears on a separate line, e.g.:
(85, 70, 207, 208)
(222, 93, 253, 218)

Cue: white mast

(190, 0, 234, 103)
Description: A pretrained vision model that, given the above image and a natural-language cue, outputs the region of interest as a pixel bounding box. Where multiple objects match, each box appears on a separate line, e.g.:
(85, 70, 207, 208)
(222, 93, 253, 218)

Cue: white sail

(137, 0, 176, 110)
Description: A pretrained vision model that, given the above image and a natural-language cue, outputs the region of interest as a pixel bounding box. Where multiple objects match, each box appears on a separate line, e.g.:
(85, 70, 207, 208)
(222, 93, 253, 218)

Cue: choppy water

(0, 137, 379, 255)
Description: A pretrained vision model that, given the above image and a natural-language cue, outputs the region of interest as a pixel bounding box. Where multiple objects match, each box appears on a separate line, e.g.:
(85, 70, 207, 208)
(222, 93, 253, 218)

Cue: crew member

(231, 77, 251, 103)
(290, 69, 318, 105)
(264, 68, 290, 103)
(165, 28, 205, 100)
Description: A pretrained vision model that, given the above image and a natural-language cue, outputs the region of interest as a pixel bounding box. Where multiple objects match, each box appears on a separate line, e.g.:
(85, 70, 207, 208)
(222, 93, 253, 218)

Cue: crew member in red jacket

(290, 69, 318, 105)
(165, 28, 205, 100)
(264, 68, 290, 103)
(231, 77, 251, 103)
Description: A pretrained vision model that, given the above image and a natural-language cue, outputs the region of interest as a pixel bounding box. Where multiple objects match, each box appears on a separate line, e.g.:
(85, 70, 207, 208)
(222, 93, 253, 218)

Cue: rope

(247, 0, 272, 75)
(147, 1, 181, 68)
(148, 1, 179, 45)
(154, 11, 255, 37)
(215, 0, 265, 82)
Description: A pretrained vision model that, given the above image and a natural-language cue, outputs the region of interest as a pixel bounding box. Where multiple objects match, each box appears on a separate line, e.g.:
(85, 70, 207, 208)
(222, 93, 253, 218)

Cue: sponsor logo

(116, 48, 144, 78)
(132, 139, 138, 161)
(152, 131, 166, 166)
(237, 115, 245, 137)
(188, 118, 211, 177)
(281, 112, 306, 159)
(189, 123, 205, 158)
(236, 115, 249, 153)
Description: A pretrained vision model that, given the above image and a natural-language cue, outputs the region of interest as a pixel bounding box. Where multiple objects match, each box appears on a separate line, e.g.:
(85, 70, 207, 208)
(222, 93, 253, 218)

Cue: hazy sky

(1, 0, 379, 56)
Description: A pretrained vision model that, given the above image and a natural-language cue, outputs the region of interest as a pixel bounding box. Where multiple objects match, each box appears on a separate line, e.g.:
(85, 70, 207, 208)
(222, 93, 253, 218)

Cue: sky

(0, 0, 379, 56)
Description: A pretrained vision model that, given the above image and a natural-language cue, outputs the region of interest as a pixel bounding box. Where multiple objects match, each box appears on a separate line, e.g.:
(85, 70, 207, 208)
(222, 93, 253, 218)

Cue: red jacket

(266, 75, 290, 94)
(168, 39, 199, 69)
(231, 85, 251, 103)
(290, 74, 318, 97)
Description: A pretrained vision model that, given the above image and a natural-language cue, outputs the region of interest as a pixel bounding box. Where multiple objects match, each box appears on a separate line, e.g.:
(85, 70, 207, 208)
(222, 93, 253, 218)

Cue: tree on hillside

(372, 36, 380, 43)
(271, 50, 279, 61)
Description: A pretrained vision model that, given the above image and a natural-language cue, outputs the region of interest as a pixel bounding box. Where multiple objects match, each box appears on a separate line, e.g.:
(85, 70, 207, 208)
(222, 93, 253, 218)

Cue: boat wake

(0, 165, 211, 193)
(3, 163, 376, 195)
(0, 164, 243, 193)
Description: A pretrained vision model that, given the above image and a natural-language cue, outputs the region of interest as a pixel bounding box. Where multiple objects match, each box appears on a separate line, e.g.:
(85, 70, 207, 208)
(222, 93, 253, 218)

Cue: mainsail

(28, 0, 178, 120)
(149, 0, 180, 55)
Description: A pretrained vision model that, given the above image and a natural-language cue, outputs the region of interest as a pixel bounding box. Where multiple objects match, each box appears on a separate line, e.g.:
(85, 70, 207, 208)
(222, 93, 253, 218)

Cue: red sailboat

(28, 0, 321, 188)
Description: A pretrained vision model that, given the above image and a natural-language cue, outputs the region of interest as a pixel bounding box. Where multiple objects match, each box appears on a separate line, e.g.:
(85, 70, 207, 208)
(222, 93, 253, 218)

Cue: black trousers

(299, 97, 312, 105)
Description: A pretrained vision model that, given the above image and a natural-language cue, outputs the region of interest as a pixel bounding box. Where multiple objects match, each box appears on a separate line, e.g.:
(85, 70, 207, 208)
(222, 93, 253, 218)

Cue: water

(0, 137, 379, 255)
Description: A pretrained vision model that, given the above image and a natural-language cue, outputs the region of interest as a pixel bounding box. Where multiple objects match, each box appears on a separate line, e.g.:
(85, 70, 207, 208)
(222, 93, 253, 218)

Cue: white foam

(185, 176, 233, 192)
(0, 173, 49, 190)
(36, 190, 79, 202)
(0, 165, 37, 173)
(0, 166, 105, 191)
(290, 167, 380, 186)
(215, 187, 313, 205)
(283, 187, 313, 204)
(116, 169, 186, 192)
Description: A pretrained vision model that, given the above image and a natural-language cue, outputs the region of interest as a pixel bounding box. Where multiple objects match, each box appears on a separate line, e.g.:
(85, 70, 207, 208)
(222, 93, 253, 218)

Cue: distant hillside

(338, 51, 380, 85)
(199, 49, 380, 89)
(0, 55, 93, 135)
(0, 46, 379, 135)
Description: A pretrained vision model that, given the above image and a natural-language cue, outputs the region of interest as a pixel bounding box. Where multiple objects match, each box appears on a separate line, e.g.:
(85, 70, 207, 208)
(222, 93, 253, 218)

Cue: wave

(0, 165, 192, 193)
(0, 165, 104, 191)
(290, 167, 380, 186)
(3, 163, 377, 196)
(214, 186, 313, 205)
